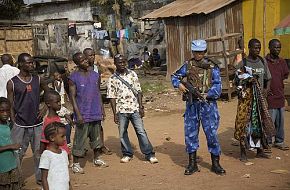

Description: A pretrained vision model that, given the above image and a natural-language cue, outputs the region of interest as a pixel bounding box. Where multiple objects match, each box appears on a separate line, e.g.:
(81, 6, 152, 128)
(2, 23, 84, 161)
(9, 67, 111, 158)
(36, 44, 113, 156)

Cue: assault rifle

(181, 81, 205, 104)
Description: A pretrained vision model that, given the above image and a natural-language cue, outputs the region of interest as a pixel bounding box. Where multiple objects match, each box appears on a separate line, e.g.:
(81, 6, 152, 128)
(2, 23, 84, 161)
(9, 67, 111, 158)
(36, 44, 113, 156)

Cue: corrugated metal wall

(165, 0, 242, 78)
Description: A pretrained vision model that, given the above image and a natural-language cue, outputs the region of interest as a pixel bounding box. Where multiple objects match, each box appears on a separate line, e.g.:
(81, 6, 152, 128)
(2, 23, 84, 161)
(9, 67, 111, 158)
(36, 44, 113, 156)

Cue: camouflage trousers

(184, 101, 221, 156)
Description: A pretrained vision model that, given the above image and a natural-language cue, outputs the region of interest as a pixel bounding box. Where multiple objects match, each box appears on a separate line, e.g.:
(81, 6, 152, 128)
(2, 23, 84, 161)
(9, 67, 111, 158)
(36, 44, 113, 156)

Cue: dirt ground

(22, 77, 290, 190)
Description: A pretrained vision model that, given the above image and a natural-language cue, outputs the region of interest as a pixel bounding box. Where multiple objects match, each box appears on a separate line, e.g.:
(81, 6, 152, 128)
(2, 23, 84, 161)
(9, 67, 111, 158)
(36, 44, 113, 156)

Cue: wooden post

(47, 24, 52, 56)
(114, 0, 123, 55)
(31, 24, 36, 56)
(64, 24, 69, 58)
(220, 30, 232, 100)
(4, 28, 7, 53)
(263, 0, 266, 56)
(165, 22, 170, 80)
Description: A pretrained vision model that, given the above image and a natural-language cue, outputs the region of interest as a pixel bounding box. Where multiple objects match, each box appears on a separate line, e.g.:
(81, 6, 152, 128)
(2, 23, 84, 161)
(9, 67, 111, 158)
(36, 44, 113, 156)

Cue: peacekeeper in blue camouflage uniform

(171, 40, 226, 176)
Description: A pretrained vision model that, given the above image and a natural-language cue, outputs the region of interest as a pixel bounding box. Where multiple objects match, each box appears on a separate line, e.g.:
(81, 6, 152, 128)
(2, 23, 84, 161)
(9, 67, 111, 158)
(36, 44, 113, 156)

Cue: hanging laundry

(110, 30, 117, 39)
(93, 22, 102, 29)
(127, 25, 138, 40)
(124, 28, 129, 39)
(68, 23, 77, 36)
(119, 29, 125, 38)
(116, 30, 120, 39)
(92, 30, 108, 39)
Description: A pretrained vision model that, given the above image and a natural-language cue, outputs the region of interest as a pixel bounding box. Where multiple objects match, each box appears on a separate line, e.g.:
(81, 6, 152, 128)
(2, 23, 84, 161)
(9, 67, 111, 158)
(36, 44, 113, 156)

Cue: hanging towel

(116, 30, 120, 39)
(92, 30, 108, 39)
(120, 29, 125, 39)
(124, 28, 129, 39)
(68, 23, 77, 36)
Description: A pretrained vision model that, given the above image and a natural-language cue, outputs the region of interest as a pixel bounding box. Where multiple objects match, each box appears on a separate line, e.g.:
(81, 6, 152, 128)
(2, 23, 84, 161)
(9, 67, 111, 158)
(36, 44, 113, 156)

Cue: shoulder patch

(173, 61, 188, 74)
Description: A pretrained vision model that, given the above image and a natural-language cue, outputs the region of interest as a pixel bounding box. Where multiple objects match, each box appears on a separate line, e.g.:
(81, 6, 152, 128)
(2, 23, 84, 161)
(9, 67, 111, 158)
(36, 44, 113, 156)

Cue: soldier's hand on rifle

(201, 94, 207, 102)
(195, 90, 205, 101)
(178, 83, 189, 93)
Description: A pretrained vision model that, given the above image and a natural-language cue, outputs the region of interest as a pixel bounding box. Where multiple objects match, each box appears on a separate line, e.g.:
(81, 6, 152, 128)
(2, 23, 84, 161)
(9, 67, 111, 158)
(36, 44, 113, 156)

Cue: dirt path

(22, 80, 290, 190)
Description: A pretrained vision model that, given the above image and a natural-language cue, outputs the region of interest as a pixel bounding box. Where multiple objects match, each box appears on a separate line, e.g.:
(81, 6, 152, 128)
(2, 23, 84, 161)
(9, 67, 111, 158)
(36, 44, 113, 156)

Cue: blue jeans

(269, 108, 285, 144)
(118, 112, 155, 159)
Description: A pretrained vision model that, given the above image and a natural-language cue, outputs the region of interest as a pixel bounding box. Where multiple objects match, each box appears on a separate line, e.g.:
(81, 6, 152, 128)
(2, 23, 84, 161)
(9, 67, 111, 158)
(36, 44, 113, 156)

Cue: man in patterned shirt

(107, 54, 158, 164)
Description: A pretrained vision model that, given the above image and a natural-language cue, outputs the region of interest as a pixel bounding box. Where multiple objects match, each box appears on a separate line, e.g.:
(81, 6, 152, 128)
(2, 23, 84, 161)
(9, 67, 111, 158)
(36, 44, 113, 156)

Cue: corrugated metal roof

(24, 0, 69, 5)
(141, 0, 237, 19)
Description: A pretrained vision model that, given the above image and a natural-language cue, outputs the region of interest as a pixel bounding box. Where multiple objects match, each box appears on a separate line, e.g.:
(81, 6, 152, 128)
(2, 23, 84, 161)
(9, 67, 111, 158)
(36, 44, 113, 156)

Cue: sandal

(256, 152, 271, 159)
(274, 144, 289, 151)
(36, 180, 42, 186)
(101, 146, 113, 155)
(264, 148, 272, 153)
(256, 148, 271, 159)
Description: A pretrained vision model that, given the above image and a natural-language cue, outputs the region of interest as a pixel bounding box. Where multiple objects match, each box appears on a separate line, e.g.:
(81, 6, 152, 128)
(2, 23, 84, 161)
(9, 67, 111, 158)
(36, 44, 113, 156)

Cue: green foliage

(91, 0, 132, 6)
(90, 0, 132, 29)
(91, 0, 132, 13)
(141, 81, 168, 93)
(0, 0, 24, 19)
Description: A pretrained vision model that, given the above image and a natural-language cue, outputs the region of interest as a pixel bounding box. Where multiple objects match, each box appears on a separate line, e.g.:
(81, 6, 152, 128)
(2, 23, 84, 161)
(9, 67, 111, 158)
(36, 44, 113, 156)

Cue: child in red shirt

(40, 90, 70, 154)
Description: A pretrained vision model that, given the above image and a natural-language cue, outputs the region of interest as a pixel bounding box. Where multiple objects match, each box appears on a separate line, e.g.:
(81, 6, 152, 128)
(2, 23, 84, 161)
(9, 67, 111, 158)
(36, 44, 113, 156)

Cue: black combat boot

(184, 152, 199, 175)
(211, 153, 226, 175)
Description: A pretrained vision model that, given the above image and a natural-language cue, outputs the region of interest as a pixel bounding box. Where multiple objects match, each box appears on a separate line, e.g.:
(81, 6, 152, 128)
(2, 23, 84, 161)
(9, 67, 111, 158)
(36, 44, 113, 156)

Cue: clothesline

(92, 29, 130, 40)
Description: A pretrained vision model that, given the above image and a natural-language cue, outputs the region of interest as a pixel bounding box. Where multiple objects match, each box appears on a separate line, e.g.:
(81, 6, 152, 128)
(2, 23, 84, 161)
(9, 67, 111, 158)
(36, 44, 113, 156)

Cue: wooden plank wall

(165, 0, 242, 78)
(0, 26, 34, 61)
(165, 17, 181, 80)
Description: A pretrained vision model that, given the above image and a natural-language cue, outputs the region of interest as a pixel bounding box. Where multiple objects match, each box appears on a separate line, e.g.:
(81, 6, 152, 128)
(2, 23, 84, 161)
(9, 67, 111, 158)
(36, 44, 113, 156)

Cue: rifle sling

(113, 73, 139, 98)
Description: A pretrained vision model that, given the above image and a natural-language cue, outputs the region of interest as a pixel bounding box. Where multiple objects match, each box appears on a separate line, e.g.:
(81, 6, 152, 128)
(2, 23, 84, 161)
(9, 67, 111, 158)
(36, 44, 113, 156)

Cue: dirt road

(22, 80, 290, 190)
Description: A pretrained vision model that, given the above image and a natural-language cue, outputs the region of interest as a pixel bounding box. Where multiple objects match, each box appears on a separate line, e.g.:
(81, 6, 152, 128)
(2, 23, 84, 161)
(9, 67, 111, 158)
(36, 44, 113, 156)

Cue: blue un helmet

(191, 40, 207, 51)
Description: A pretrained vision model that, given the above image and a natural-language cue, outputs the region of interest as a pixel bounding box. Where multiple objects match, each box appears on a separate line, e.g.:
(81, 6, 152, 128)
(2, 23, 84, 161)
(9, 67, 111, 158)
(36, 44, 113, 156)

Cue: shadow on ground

(219, 126, 261, 161)
(155, 141, 187, 167)
(104, 136, 146, 161)
(153, 125, 261, 170)
(22, 156, 35, 181)
(155, 141, 224, 171)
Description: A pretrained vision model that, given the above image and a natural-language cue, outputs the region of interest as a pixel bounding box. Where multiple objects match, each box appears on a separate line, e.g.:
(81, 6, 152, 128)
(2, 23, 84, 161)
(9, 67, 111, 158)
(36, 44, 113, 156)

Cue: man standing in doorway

(127, 38, 143, 69)
(7, 53, 49, 185)
(265, 39, 289, 150)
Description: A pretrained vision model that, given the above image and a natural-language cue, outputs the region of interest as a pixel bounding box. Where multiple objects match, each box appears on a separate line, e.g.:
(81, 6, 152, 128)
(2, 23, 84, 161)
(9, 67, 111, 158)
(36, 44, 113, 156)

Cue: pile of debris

(95, 55, 116, 77)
